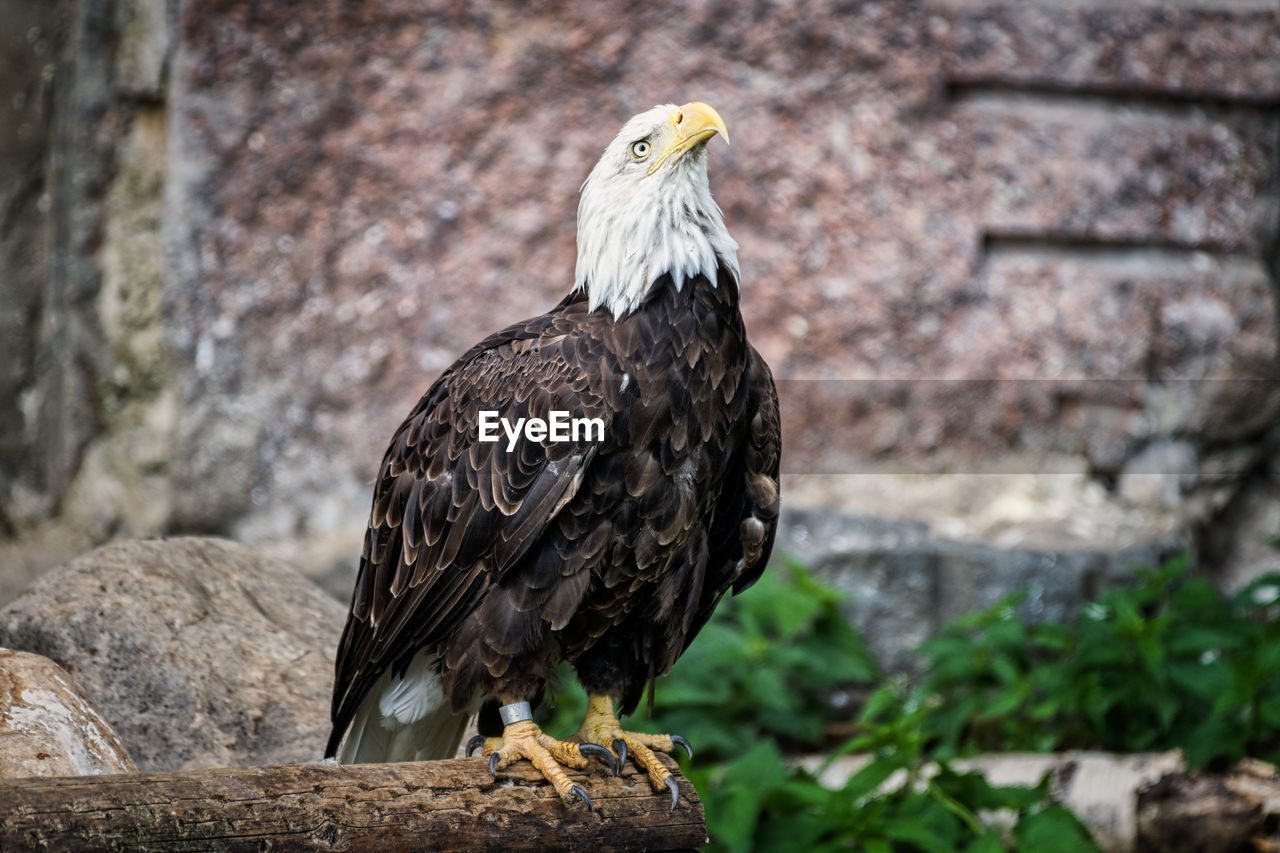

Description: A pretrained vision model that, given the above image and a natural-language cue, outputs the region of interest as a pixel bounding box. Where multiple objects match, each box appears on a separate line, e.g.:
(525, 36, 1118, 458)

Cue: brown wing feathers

(329, 268, 781, 751)
(328, 308, 613, 747)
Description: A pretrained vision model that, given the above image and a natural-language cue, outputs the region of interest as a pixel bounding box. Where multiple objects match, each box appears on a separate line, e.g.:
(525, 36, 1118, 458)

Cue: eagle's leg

(575, 693, 690, 808)
(472, 701, 614, 812)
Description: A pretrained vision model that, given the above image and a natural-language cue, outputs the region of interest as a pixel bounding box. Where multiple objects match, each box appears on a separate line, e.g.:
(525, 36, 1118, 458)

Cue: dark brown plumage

(327, 264, 779, 755)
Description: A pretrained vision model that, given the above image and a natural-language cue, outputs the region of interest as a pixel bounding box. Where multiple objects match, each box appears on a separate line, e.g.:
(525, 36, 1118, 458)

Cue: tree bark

(1136, 759, 1280, 853)
(0, 756, 706, 851)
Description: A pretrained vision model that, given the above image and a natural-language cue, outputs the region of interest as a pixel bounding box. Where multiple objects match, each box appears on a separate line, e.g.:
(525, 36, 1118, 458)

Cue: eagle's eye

(628, 139, 652, 161)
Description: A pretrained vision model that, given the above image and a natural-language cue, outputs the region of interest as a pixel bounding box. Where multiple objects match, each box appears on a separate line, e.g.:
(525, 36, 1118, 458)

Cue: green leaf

(964, 834, 1006, 853)
(1183, 714, 1246, 769)
(705, 740, 790, 853)
(980, 685, 1026, 721)
(841, 755, 902, 801)
(1014, 805, 1100, 852)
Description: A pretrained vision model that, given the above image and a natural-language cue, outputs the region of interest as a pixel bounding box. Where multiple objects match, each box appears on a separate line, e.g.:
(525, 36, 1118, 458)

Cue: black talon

(466, 735, 485, 757)
(489, 753, 499, 778)
(611, 739, 627, 775)
(671, 734, 693, 761)
(570, 784, 594, 815)
(578, 743, 617, 775)
(665, 774, 680, 810)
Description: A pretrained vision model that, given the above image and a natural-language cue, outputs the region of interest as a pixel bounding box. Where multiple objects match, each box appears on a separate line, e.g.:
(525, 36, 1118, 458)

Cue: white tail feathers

(335, 651, 471, 764)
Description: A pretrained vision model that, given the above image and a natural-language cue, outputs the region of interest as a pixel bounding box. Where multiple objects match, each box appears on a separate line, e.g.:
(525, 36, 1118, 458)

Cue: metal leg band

(498, 700, 533, 726)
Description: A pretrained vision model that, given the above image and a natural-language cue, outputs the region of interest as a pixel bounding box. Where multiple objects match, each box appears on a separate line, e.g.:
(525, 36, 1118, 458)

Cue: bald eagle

(327, 102, 780, 812)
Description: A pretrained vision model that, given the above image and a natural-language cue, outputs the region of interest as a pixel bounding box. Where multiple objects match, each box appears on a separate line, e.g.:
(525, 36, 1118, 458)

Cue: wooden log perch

(1136, 759, 1280, 853)
(0, 755, 706, 852)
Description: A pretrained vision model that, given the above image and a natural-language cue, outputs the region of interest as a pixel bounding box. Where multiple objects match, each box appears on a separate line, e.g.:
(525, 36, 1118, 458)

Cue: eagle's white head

(575, 102, 740, 318)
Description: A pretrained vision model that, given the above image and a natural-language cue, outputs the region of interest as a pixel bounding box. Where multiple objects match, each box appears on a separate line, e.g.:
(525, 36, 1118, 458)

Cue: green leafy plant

(693, 680, 1096, 853)
(608, 551, 1280, 850)
(542, 548, 1280, 845)
(543, 559, 1100, 851)
(919, 556, 1280, 768)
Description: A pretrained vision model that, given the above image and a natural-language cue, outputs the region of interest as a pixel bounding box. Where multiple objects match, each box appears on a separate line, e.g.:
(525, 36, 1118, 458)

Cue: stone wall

(1, 1, 1278, 613)
(0, 0, 176, 597)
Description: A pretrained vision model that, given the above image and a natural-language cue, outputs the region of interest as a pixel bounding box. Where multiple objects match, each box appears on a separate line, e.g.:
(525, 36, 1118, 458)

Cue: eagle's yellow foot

(465, 720, 615, 813)
(575, 694, 691, 809)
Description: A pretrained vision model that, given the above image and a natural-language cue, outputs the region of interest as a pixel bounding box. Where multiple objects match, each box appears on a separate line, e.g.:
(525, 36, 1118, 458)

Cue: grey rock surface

(0, 1, 61, 526)
(0, 537, 344, 771)
(1, 0, 1277, 602)
(779, 506, 1185, 671)
(1205, 437, 1280, 591)
(161, 0, 1279, 559)
(0, 647, 136, 778)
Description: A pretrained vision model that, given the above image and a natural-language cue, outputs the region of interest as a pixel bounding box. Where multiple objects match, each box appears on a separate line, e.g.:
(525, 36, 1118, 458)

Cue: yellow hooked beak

(648, 101, 730, 176)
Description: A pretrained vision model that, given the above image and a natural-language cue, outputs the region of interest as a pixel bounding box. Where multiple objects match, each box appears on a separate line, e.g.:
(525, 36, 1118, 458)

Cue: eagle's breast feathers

(330, 267, 779, 750)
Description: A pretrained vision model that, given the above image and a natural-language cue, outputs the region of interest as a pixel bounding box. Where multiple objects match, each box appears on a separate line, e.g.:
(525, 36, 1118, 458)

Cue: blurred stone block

(778, 506, 1182, 671)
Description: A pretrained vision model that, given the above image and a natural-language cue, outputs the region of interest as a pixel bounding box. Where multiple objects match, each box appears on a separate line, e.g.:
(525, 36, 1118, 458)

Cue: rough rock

(2, 0, 1278, 595)
(159, 0, 1280, 571)
(779, 506, 1184, 672)
(0, 0, 62, 527)
(0, 537, 344, 772)
(1204, 436, 1280, 592)
(0, 648, 136, 778)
